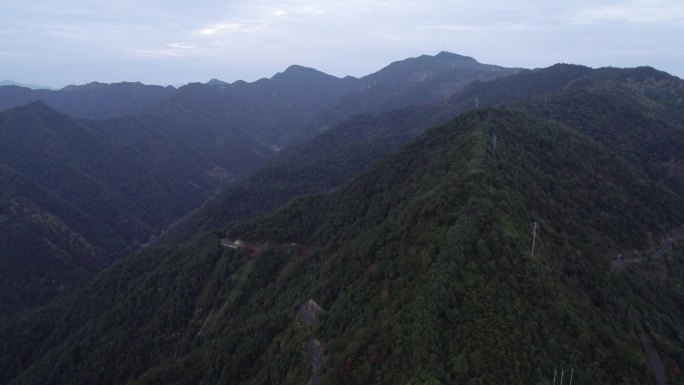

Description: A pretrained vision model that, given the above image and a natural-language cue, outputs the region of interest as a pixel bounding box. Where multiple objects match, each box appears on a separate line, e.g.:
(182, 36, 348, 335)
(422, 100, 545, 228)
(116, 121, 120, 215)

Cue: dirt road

(612, 226, 684, 270)
(640, 333, 668, 385)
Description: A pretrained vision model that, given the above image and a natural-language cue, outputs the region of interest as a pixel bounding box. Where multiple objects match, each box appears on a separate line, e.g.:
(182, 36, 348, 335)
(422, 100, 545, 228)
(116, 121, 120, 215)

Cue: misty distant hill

(0, 82, 178, 119)
(283, 51, 521, 145)
(0, 80, 52, 90)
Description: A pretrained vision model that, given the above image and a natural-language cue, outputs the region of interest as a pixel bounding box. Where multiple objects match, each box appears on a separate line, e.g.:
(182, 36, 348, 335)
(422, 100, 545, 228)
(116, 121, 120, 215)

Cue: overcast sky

(1, 0, 682, 88)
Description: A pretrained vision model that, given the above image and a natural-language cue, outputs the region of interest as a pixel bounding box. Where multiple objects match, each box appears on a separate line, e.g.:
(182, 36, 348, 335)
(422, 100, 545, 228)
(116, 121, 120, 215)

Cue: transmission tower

(531, 222, 538, 257)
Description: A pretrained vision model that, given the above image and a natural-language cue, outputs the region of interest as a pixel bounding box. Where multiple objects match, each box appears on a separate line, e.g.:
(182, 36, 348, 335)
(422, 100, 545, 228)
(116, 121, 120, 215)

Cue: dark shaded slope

(519, 66, 684, 196)
(0, 164, 117, 311)
(0, 102, 220, 228)
(0, 102, 239, 309)
(4, 109, 684, 385)
(215, 65, 359, 145)
(145, 66, 358, 150)
(0, 103, 151, 238)
(436, 63, 595, 115)
(0, 82, 177, 119)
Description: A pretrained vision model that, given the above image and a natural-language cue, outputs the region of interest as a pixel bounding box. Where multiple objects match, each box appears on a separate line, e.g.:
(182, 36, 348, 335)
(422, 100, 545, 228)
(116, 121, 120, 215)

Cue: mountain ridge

(283, 52, 521, 145)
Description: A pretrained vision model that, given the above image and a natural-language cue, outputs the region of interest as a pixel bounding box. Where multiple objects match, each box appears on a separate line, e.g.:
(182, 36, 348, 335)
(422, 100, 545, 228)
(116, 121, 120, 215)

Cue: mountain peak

(434, 51, 477, 62)
(206, 78, 229, 87)
(272, 65, 335, 81)
(375, 51, 495, 78)
(5, 100, 73, 125)
(18, 100, 59, 114)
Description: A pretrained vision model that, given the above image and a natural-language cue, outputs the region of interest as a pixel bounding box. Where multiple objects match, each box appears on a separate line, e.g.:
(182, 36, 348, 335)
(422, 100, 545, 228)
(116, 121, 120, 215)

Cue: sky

(1, 0, 682, 88)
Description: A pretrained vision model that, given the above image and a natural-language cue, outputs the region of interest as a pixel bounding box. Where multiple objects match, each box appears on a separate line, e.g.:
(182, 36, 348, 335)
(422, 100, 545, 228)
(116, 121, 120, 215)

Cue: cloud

(1, 0, 683, 86)
(168, 43, 195, 49)
(199, 21, 265, 36)
(561, 0, 684, 24)
(132, 42, 203, 58)
(414, 23, 531, 33)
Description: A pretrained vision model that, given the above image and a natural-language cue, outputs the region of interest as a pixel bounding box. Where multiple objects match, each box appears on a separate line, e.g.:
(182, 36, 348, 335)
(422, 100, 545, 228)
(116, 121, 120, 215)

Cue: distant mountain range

(2, 53, 684, 385)
(0, 80, 53, 90)
(283, 52, 520, 145)
(0, 82, 177, 119)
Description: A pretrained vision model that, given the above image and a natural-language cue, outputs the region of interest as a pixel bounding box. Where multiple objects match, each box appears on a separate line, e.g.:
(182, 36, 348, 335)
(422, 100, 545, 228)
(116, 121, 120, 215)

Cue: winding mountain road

(305, 337, 323, 385)
(612, 226, 684, 270)
(298, 299, 323, 385)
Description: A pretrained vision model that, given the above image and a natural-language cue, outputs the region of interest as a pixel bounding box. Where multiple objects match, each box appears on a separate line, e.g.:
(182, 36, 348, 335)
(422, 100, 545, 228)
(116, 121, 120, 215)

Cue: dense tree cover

(165, 64, 684, 246)
(232, 109, 684, 385)
(3, 107, 684, 385)
(162, 105, 438, 243)
(440, 63, 595, 115)
(0, 102, 229, 310)
(0, 164, 118, 313)
(163, 63, 597, 244)
(519, 66, 684, 196)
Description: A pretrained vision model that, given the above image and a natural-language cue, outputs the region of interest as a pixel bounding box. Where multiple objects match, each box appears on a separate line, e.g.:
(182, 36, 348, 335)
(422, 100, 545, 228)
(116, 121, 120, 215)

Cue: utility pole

(531, 222, 538, 257)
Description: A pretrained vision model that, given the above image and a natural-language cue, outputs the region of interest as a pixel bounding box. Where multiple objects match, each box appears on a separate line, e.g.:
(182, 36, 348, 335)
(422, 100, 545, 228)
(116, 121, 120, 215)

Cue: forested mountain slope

(0, 102, 235, 310)
(0, 62, 360, 313)
(163, 54, 526, 242)
(0, 163, 114, 311)
(520, 66, 684, 196)
(161, 104, 435, 243)
(3, 109, 684, 385)
(0, 65, 361, 312)
(165, 64, 683, 245)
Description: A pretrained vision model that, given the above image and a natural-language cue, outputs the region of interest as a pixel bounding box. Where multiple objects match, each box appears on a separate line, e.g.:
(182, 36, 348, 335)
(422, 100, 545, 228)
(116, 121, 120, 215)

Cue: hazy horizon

(2, 0, 683, 88)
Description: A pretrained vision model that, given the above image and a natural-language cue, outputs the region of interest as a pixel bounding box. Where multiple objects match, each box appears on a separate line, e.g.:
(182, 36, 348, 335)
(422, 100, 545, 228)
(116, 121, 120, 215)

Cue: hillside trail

(298, 299, 323, 385)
